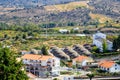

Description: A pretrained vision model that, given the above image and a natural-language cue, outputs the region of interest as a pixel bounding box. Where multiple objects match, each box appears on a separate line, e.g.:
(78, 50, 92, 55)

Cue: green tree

(113, 35, 120, 51)
(102, 39, 107, 52)
(86, 73, 94, 80)
(41, 45, 48, 55)
(92, 46, 100, 53)
(4, 34, 8, 39)
(0, 47, 28, 80)
(45, 71, 50, 77)
(72, 65, 76, 69)
(22, 34, 27, 39)
(83, 30, 90, 34)
(15, 35, 19, 41)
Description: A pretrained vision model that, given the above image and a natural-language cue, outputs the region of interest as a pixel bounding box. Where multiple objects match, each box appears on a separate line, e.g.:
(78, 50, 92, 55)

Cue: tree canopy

(113, 35, 120, 50)
(87, 73, 94, 80)
(102, 39, 107, 52)
(41, 45, 48, 55)
(0, 46, 28, 80)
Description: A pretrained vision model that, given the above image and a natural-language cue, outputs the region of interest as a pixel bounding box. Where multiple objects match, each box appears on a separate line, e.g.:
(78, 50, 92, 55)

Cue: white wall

(72, 60, 88, 67)
(52, 57, 60, 75)
(99, 64, 120, 73)
(107, 41, 113, 51)
(93, 40, 103, 52)
(93, 32, 114, 52)
(72, 60, 76, 65)
(109, 64, 120, 73)
(81, 60, 87, 66)
(22, 57, 60, 75)
(93, 33, 106, 40)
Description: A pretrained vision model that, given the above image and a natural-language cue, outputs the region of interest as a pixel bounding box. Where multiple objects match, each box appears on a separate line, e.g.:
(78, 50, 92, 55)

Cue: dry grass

(44, 1, 89, 12)
(0, 30, 21, 37)
(89, 13, 112, 23)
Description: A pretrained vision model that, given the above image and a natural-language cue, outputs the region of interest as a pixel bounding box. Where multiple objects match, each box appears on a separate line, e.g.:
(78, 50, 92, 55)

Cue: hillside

(44, 1, 89, 12)
(0, 0, 120, 26)
(0, 0, 84, 7)
(89, 0, 120, 20)
(0, 3, 91, 25)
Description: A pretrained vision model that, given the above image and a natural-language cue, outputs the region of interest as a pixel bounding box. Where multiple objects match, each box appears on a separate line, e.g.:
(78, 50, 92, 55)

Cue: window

(30, 60, 33, 62)
(53, 59, 55, 62)
(115, 68, 117, 70)
(39, 60, 41, 63)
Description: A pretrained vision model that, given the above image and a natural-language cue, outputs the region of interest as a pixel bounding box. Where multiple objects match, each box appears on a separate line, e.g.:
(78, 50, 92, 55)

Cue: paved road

(84, 77, 120, 80)
(32, 76, 120, 80)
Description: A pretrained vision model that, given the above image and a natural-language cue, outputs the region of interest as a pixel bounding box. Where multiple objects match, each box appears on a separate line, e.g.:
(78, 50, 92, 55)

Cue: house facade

(21, 54, 60, 77)
(98, 60, 120, 73)
(72, 56, 93, 68)
(93, 31, 113, 52)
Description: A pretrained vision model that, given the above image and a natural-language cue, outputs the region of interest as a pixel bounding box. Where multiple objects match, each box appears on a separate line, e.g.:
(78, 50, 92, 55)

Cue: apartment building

(21, 54, 60, 77)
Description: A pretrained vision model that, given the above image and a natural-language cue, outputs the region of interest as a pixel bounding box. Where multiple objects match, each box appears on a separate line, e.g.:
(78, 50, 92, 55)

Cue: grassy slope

(89, 13, 113, 23)
(44, 1, 89, 12)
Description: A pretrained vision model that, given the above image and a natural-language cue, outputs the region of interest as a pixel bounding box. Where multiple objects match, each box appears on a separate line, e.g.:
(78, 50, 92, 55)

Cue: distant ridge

(0, 0, 81, 7)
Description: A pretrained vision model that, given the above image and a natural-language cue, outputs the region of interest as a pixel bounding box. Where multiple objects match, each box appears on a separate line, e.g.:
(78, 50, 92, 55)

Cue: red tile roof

(21, 54, 54, 61)
(73, 56, 88, 62)
(98, 60, 115, 68)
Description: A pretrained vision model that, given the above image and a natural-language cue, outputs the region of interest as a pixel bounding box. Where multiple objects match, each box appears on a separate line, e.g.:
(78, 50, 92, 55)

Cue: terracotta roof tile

(98, 60, 115, 68)
(21, 54, 54, 61)
(73, 56, 88, 62)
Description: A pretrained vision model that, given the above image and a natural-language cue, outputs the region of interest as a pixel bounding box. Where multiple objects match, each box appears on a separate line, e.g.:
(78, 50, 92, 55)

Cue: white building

(73, 27, 79, 31)
(21, 54, 60, 77)
(72, 56, 93, 67)
(98, 60, 120, 73)
(93, 31, 113, 52)
(59, 29, 70, 34)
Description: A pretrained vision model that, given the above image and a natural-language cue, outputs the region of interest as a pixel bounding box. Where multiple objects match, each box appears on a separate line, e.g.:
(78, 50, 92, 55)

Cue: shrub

(53, 78, 59, 80)
(92, 46, 100, 53)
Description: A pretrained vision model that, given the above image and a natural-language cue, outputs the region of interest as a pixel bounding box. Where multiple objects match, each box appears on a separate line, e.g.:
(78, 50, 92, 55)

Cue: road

(32, 76, 120, 80)
(84, 77, 120, 80)
(40, 33, 119, 37)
